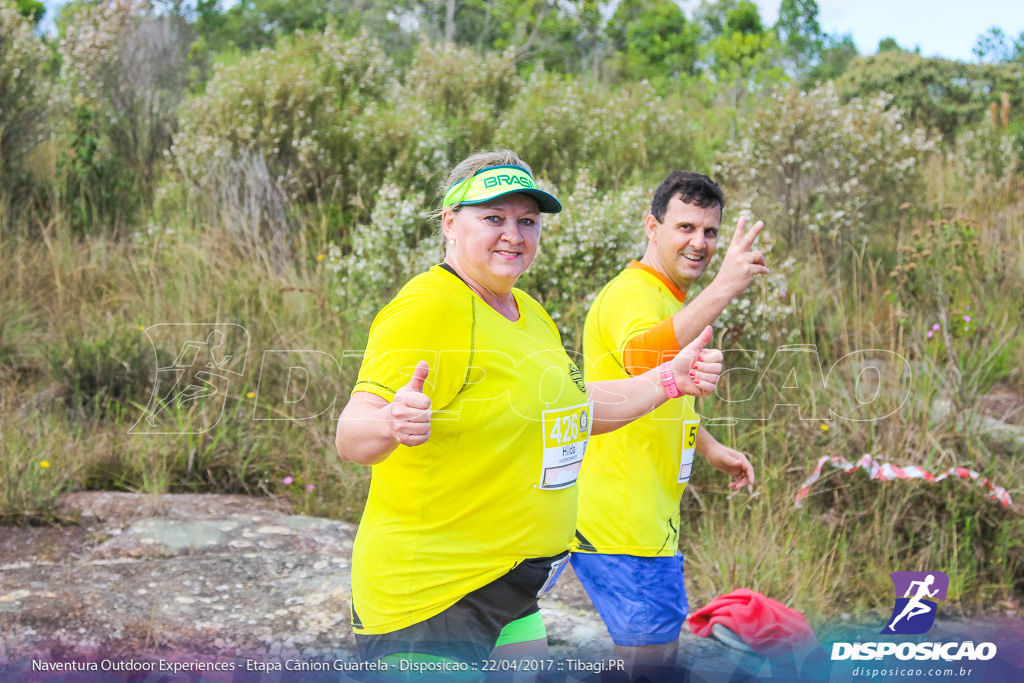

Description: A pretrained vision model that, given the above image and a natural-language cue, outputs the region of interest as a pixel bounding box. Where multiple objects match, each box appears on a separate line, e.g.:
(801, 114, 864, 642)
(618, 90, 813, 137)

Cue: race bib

(539, 402, 592, 490)
(678, 420, 700, 484)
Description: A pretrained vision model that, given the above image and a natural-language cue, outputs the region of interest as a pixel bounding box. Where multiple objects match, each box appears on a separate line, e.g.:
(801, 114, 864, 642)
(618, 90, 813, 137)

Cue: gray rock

(1, 493, 741, 679)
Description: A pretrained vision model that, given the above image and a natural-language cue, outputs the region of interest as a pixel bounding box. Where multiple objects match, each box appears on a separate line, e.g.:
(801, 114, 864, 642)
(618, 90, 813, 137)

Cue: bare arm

(670, 216, 770, 346)
(696, 425, 755, 490)
(335, 361, 431, 465)
(589, 326, 722, 435)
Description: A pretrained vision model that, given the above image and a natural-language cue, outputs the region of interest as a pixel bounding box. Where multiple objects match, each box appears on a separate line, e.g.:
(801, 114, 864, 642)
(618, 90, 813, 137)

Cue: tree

(693, 0, 739, 40)
(805, 32, 858, 84)
(556, 0, 607, 77)
(837, 50, 1024, 140)
(384, 0, 560, 59)
(774, 0, 824, 75)
(973, 27, 1010, 63)
(877, 37, 903, 53)
(606, 0, 699, 83)
(193, 0, 331, 51)
(725, 0, 763, 35)
(701, 0, 783, 104)
(973, 26, 1024, 64)
(15, 0, 42, 24)
(459, 0, 560, 58)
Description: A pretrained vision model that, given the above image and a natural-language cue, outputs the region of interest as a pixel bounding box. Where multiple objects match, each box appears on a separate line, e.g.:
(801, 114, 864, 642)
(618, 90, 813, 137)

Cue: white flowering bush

(58, 0, 134, 96)
(947, 122, 1023, 192)
(325, 183, 440, 325)
(57, 0, 191, 229)
(495, 70, 698, 191)
(59, 1, 190, 174)
(0, 0, 52, 196)
(714, 83, 937, 253)
(519, 172, 650, 349)
(686, 226, 797, 349)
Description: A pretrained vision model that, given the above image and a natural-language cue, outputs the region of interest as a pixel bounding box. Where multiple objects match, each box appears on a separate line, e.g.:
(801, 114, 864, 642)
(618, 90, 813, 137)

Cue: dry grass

(1, 97, 1021, 623)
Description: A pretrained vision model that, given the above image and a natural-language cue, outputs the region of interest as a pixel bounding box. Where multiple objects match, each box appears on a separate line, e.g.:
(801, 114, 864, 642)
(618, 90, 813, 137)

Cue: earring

(448, 239, 455, 245)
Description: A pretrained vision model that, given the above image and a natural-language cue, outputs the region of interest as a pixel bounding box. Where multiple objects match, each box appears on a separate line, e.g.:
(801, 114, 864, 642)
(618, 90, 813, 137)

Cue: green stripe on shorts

(494, 611, 547, 647)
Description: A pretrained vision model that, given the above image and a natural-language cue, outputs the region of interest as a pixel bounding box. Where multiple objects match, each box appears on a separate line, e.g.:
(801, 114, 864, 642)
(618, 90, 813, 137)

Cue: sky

(39, 0, 1024, 64)
(752, 0, 1024, 62)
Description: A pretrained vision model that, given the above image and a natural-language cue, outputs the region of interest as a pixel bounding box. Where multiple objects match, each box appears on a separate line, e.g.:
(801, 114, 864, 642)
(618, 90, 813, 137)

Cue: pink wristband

(659, 362, 680, 399)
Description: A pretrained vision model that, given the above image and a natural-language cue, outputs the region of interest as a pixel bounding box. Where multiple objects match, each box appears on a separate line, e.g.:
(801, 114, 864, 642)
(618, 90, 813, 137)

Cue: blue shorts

(570, 552, 688, 647)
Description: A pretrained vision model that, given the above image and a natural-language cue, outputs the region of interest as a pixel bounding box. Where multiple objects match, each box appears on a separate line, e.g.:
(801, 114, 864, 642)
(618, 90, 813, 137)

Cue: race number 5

(678, 420, 700, 484)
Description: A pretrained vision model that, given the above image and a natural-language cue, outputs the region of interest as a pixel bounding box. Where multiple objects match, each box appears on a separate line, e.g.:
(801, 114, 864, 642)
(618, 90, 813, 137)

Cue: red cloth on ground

(687, 588, 819, 656)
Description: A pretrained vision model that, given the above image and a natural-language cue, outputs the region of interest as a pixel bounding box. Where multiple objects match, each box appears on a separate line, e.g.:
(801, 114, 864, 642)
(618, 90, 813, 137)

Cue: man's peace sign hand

(713, 215, 770, 299)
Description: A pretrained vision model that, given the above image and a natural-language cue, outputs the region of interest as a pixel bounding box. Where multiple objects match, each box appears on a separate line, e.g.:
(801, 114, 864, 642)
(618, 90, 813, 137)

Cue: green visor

(442, 165, 562, 214)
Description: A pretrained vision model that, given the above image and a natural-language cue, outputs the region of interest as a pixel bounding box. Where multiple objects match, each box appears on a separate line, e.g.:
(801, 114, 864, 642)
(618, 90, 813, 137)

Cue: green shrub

(0, 0, 52, 205)
(836, 51, 1024, 141)
(169, 27, 447, 236)
(517, 172, 648, 351)
(405, 41, 522, 162)
(57, 3, 193, 232)
(495, 70, 698, 190)
(715, 83, 936, 260)
(57, 100, 138, 234)
(42, 323, 155, 416)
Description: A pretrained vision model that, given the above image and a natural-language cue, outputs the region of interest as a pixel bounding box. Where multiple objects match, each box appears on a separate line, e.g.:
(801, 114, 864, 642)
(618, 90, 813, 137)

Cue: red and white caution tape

(794, 454, 1013, 508)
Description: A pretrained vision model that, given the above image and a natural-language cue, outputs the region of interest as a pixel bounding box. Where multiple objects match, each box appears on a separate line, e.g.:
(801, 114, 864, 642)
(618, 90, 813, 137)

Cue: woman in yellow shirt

(335, 149, 723, 666)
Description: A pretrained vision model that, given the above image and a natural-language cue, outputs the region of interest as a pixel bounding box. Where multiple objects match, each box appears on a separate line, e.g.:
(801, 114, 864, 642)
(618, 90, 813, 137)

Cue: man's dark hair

(650, 171, 724, 223)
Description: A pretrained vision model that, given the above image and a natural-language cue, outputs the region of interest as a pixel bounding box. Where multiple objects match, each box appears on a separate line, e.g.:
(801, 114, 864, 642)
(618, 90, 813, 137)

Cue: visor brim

(456, 188, 562, 214)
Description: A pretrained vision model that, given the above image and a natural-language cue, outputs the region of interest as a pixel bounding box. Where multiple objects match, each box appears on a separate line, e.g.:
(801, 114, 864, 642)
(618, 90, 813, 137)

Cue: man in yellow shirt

(573, 171, 767, 679)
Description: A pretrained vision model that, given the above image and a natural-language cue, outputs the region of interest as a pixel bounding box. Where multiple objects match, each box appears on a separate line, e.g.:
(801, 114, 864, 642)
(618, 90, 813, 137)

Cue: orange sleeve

(621, 318, 680, 376)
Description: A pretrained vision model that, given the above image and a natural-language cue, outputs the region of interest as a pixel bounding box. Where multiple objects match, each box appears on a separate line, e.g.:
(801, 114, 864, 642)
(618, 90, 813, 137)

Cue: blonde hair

(438, 149, 534, 204)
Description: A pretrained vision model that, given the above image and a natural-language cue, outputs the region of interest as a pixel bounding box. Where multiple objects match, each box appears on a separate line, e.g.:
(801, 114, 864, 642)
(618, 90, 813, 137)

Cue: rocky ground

(0, 492, 758, 682)
(3, 474, 1023, 682)
(3, 385, 1023, 681)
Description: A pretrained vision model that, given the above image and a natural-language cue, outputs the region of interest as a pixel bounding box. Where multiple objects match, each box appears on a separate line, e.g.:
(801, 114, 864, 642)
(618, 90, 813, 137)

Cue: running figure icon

(882, 571, 948, 635)
(888, 574, 938, 631)
(131, 323, 249, 435)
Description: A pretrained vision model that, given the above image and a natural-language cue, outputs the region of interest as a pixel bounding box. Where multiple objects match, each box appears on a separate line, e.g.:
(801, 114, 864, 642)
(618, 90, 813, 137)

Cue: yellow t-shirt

(350, 265, 591, 634)
(573, 263, 700, 557)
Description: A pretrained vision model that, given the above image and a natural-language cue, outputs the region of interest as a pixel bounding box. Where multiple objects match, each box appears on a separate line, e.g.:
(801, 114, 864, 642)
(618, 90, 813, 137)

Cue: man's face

(645, 195, 722, 290)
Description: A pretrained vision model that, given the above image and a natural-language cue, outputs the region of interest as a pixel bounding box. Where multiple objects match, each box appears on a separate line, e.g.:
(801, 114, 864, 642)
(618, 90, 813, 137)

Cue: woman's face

(442, 193, 541, 295)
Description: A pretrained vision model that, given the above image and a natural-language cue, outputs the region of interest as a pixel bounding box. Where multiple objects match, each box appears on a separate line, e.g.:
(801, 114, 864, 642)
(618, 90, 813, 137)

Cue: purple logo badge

(881, 571, 949, 635)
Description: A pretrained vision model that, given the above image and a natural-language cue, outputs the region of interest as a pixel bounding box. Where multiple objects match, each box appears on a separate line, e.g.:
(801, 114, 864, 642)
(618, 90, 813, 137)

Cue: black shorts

(355, 552, 568, 664)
